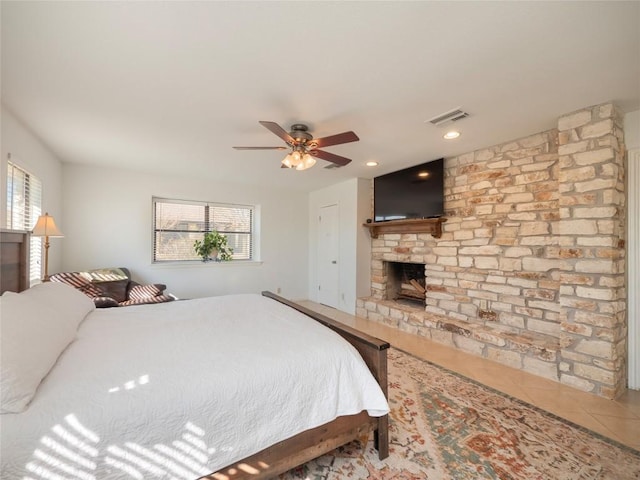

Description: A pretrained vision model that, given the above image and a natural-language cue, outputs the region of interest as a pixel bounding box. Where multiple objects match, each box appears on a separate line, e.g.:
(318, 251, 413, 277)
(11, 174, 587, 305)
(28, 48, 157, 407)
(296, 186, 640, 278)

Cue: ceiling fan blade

(233, 146, 288, 150)
(312, 131, 359, 148)
(259, 121, 295, 145)
(309, 149, 352, 166)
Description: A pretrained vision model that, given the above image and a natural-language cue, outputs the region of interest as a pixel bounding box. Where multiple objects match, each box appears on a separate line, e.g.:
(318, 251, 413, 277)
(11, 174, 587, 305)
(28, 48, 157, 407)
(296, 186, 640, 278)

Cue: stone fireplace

(357, 102, 627, 399)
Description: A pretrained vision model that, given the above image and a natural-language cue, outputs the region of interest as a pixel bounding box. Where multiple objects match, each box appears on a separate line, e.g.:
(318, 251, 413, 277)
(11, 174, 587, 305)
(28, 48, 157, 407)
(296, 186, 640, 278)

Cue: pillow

(0, 282, 95, 413)
(81, 268, 128, 283)
(95, 279, 129, 303)
(119, 294, 174, 306)
(93, 296, 120, 308)
(49, 271, 102, 298)
(79, 269, 130, 303)
(128, 283, 166, 300)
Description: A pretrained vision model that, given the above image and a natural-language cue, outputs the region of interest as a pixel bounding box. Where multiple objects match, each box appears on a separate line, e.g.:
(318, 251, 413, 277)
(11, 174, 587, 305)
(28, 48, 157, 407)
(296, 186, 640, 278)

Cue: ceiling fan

(233, 121, 359, 170)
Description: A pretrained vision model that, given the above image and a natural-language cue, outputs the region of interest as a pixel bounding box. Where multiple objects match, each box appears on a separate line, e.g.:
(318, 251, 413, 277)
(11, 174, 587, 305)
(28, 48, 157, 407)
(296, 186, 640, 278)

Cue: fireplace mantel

(363, 217, 447, 239)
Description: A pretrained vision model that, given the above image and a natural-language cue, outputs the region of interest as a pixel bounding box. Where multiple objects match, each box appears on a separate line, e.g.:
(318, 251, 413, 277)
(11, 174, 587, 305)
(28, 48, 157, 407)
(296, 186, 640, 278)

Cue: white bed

(0, 282, 389, 480)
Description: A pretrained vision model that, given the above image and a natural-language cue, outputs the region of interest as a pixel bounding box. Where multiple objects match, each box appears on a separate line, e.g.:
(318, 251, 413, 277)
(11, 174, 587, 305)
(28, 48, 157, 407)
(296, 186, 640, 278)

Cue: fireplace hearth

(385, 262, 426, 308)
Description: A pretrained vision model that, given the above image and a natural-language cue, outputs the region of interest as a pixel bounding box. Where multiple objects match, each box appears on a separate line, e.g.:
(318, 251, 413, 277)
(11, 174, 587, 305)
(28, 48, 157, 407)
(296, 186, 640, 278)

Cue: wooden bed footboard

(262, 292, 390, 456)
(202, 292, 390, 480)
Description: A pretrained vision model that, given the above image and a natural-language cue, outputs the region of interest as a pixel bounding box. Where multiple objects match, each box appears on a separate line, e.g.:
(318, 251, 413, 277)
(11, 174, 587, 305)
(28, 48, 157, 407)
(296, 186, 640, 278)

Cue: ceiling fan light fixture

(283, 148, 316, 170)
(237, 121, 357, 169)
(282, 150, 304, 168)
(281, 154, 294, 168)
(296, 153, 316, 171)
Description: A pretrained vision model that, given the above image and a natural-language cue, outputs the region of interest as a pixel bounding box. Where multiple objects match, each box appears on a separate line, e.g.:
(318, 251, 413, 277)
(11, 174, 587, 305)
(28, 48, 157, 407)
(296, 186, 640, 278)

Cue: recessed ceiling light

(366, 161, 379, 167)
(443, 131, 461, 140)
(418, 171, 429, 178)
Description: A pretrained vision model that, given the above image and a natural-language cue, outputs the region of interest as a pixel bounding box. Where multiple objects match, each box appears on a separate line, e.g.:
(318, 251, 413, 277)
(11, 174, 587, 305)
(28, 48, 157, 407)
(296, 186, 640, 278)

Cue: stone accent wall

(557, 104, 627, 398)
(357, 102, 627, 399)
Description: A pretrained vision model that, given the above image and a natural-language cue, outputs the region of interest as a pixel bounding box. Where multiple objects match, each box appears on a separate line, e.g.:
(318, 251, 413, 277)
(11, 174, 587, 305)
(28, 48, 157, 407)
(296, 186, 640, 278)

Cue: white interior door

(318, 204, 339, 308)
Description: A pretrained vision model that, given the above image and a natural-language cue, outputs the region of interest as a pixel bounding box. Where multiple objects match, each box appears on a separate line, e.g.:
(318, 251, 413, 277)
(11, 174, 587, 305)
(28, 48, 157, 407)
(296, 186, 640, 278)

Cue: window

(6, 160, 43, 285)
(153, 197, 254, 262)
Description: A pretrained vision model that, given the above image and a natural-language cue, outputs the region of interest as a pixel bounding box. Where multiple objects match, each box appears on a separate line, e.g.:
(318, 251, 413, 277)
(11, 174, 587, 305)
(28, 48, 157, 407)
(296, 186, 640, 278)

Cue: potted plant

(193, 230, 234, 262)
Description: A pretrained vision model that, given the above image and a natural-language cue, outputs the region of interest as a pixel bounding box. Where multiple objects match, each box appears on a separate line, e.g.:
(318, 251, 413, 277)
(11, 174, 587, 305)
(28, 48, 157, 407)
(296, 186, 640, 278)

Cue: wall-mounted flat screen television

(373, 158, 444, 222)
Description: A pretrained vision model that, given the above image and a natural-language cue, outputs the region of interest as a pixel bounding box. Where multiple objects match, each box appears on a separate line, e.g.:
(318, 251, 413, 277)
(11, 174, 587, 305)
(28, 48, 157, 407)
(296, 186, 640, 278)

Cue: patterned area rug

(281, 349, 640, 480)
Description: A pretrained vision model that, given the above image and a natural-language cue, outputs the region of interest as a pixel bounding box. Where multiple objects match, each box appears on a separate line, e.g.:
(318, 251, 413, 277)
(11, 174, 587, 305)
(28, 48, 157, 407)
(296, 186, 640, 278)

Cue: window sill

(151, 260, 263, 269)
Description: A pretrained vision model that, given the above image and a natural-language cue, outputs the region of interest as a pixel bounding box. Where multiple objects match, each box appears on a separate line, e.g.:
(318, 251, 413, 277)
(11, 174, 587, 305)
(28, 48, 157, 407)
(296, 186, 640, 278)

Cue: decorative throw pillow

(0, 282, 95, 413)
(128, 283, 166, 300)
(93, 296, 120, 308)
(78, 268, 130, 303)
(119, 294, 174, 306)
(95, 280, 129, 303)
(49, 271, 102, 298)
(81, 268, 129, 283)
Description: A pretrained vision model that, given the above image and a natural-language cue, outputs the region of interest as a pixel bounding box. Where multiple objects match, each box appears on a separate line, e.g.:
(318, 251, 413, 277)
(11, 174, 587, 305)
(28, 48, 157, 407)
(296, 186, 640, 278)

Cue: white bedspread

(1, 294, 389, 479)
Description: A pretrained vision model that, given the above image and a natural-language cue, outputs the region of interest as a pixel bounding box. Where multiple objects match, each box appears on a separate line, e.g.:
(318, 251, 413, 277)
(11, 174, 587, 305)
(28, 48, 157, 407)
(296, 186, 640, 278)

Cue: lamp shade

(31, 213, 64, 237)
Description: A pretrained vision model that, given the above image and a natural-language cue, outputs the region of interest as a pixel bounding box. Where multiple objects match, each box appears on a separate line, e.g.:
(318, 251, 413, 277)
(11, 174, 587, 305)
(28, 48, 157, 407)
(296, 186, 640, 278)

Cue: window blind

(153, 197, 254, 262)
(6, 161, 43, 285)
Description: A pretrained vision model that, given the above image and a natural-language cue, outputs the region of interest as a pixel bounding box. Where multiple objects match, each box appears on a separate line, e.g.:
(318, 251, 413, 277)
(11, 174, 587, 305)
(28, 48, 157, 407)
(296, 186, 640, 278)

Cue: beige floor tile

(522, 389, 587, 415)
(578, 399, 639, 419)
(616, 390, 640, 418)
(590, 414, 640, 446)
(559, 410, 624, 439)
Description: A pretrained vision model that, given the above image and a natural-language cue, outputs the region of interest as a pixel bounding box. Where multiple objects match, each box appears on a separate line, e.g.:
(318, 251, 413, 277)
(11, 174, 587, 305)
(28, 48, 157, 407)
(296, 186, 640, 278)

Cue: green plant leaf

(193, 230, 234, 262)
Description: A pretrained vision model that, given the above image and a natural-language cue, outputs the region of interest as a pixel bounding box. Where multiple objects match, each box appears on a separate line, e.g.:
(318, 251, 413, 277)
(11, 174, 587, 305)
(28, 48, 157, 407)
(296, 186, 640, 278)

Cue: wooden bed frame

(0, 229, 30, 294)
(0, 230, 390, 479)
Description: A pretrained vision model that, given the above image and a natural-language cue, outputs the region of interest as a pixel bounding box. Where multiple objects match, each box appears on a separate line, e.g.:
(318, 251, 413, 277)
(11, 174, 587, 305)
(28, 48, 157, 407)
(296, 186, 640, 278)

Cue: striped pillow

(128, 283, 166, 301)
(119, 295, 174, 307)
(49, 272, 102, 298)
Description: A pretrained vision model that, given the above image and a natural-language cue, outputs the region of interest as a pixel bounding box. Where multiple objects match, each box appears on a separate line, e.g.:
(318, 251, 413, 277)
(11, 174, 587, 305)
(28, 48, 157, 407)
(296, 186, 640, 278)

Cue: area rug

(281, 349, 640, 480)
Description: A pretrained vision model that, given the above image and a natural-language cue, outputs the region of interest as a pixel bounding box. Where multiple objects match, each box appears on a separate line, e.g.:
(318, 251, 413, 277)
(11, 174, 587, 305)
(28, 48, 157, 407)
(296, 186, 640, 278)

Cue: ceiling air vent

(427, 108, 470, 126)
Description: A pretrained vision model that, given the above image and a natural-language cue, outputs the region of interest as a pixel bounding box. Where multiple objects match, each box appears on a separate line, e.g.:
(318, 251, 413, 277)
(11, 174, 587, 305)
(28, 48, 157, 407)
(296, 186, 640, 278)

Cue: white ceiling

(2, 1, 639, 192)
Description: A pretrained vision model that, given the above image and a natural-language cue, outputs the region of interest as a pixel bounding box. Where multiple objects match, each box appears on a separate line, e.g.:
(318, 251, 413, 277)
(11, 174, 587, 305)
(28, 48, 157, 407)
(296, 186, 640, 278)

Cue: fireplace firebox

(385, 262, 426, 307)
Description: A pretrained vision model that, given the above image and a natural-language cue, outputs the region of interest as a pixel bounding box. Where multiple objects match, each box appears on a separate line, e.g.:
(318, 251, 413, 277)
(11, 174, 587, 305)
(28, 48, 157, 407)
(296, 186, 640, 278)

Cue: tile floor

(299, 300, 640, 451)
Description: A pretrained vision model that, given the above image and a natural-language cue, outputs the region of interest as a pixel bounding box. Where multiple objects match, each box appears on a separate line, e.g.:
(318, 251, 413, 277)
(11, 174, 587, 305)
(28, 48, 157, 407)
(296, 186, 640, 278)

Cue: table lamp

(31, 212, 64, 282)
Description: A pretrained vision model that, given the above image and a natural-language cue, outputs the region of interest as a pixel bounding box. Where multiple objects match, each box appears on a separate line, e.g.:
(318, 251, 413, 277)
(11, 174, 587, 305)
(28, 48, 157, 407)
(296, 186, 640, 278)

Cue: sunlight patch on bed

(183, 432, 208, 451)
(106, 445, 166, 476)
(26, 462, 69, 480)
(65, 414, 99, 443)
(104, 456, 144, 479)
(108, 374, 150, 393)
(51, 426, 98, 457)
(123, 442, 197, 478)
(155, 444, 210, 476)
(39, 436, 97, 470)
(32, 449, 95, 480)
(173, 440, 208, 464)
(185, 421, 204, 436)
(24, 413, 228, 480)
(108, 422, 218, 479)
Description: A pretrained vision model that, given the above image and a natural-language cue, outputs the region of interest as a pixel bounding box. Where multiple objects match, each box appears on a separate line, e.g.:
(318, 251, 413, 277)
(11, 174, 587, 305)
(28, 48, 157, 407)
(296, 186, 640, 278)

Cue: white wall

(625, 110, 639, 150)
(308, 178, 371, 314)
(0, 106, 64, 274)
(61, 164, 309, 300)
